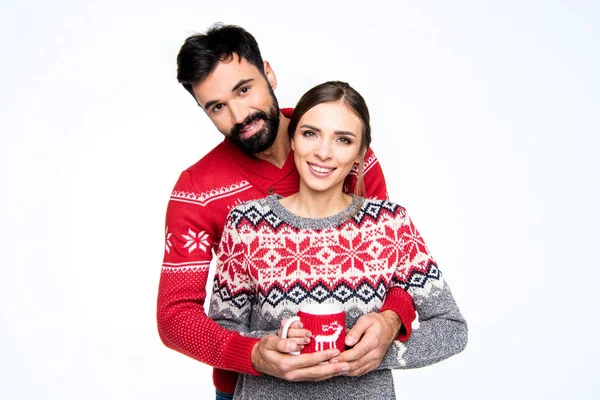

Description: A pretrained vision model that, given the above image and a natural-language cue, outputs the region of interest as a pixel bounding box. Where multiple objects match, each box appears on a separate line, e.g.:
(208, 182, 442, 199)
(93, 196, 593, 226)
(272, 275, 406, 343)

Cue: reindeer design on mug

(314, 321, 344, 351)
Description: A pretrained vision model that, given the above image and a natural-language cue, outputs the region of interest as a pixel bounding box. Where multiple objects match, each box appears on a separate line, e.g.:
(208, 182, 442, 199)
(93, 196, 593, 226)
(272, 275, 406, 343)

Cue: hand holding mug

(281, 303, 346, 355)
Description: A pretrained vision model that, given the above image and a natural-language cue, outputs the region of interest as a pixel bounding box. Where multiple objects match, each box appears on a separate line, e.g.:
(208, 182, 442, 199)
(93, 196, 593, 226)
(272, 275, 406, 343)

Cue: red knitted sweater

(156, 108, 413, 393)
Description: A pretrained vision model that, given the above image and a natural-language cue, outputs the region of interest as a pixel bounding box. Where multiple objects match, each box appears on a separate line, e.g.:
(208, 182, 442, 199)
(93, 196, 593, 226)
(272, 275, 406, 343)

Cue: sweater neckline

(264, 194, 363, 230)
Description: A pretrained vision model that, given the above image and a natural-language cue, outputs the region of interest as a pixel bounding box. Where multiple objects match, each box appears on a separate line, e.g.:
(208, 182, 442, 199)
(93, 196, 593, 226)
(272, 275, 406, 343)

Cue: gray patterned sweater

(209, 195, 467, 399)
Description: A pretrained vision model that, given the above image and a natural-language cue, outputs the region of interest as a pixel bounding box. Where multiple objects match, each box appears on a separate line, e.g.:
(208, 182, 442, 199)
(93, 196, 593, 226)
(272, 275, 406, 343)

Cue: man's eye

(239, 87, 250, 95)
(213, 104, 224, 112)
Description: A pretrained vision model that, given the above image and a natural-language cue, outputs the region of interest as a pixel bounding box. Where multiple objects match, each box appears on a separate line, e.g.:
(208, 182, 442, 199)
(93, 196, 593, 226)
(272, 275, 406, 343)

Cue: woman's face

(291, 101, 364, 196)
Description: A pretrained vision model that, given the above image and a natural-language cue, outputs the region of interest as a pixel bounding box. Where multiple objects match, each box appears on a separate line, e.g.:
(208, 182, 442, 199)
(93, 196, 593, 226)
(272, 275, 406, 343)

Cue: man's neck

(254, 112, 290, 168)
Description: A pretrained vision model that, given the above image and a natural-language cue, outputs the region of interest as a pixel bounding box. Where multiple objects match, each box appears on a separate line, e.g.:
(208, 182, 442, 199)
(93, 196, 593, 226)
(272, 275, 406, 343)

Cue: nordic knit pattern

(209, 195, 468, 400)
(156, 109, 397, 393)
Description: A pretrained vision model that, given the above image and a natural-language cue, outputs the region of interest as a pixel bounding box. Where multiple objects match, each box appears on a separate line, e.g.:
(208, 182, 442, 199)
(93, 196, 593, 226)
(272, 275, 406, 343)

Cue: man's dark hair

(177, 23, 265, 99)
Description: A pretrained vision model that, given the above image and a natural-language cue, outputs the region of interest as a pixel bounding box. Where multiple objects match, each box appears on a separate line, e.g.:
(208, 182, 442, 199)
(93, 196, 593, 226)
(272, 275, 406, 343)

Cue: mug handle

(280, 316, 301, 356)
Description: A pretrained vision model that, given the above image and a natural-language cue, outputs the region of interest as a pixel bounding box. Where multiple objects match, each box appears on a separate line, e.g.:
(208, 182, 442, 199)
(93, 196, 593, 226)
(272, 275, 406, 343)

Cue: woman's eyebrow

(334, 131, 356, 137)
(300, 124, 321, 132)
(300, 124, 356, 137)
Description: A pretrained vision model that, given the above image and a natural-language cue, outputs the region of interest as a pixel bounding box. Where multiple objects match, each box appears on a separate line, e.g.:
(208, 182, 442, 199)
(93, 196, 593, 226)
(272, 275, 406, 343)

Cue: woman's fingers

(284, 328, 312, 339)
(278, 319, 311, 339)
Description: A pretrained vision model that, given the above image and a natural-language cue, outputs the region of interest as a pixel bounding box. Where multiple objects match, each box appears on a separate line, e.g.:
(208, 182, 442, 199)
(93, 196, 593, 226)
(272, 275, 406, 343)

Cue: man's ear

(263, 61, 277, 90)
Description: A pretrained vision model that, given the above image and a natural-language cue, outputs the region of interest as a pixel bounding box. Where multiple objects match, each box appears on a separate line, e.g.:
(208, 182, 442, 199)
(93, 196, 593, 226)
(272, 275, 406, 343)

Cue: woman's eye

(337, 137, 352, 144)
(302, 130, 316, 137)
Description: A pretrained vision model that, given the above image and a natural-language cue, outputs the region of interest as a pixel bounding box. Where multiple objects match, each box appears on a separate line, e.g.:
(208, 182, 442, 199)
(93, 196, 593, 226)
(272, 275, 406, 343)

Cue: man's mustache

(230, 111, 269, 138)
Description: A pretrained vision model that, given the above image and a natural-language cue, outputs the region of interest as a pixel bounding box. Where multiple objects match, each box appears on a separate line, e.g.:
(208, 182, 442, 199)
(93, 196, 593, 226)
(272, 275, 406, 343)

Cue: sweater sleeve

(377, 211, 468, 369)
(344, 147, 388, 200)
(362, 147, 388, 200)
(379, 287, 416, 341)
(208, 214, 277, 338)
(156, 171, 260, 378)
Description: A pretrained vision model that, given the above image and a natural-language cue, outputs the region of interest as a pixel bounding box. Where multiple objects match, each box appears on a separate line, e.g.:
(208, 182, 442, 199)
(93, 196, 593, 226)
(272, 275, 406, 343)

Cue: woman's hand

(278, 318, 312, 353)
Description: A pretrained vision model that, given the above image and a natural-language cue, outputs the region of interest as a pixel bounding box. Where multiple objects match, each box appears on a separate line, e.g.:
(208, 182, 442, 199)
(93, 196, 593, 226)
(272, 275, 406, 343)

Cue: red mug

(281, 303, 346, 354)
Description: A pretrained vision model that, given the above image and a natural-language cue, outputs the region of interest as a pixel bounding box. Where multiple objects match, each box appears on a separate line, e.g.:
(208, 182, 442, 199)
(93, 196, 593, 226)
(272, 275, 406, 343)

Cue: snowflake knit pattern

(156, 108, 395, 393)
(209, 195, 468, 400)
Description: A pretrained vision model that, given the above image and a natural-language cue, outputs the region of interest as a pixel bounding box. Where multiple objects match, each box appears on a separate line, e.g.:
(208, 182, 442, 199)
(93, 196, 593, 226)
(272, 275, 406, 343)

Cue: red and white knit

(207, 195, 467, 399)
(156, 109, 402, 393)
(209, 195, 417, 336)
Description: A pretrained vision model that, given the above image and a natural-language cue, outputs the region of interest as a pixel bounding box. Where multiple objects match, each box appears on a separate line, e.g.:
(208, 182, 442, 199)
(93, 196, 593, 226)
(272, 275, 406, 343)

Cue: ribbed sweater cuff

(379, 287, 416, 341)
(213, 369, 239, 394)
(223, 334, 261, 376)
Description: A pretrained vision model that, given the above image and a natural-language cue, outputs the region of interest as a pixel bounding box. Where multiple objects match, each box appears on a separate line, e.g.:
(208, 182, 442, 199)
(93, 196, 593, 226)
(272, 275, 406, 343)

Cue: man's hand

(251, 334, 350, 381)
(333, 310, 401, 377)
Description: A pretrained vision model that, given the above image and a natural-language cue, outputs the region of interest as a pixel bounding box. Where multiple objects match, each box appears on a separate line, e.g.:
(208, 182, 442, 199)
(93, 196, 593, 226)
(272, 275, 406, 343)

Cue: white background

(1, 0, 599, 399)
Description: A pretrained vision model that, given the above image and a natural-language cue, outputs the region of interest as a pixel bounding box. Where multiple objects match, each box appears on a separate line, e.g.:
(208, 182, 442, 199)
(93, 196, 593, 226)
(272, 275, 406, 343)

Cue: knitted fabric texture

(156, 108, 394, 393)
(209, 195, 468, 399)
(295, 309, 346, 353)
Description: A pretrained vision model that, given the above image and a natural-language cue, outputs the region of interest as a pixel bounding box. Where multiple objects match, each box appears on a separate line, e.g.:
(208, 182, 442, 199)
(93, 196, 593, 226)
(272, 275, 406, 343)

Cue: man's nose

(229, 102, 249, 125)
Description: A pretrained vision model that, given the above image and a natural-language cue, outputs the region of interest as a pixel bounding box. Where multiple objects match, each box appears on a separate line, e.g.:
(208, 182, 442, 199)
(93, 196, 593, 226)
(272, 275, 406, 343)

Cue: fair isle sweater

(209, 195, 468, 400)
(156, 109, 413, 393)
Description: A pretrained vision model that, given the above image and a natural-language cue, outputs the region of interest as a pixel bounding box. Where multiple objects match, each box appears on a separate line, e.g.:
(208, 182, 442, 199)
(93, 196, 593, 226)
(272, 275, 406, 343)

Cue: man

(157, 24, 416, 399)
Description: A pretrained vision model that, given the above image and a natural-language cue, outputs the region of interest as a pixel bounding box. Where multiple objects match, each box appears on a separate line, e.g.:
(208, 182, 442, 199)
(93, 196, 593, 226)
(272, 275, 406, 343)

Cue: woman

(209, 81, 467, 399)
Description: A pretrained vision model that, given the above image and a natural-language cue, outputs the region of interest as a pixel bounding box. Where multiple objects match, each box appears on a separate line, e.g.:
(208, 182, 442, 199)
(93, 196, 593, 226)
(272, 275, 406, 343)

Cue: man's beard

(228, 94, 280, 155)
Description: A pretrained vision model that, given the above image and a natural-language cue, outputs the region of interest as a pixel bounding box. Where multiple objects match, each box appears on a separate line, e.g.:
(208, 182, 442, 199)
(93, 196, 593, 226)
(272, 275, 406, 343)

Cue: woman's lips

(308, 162, 335, 177)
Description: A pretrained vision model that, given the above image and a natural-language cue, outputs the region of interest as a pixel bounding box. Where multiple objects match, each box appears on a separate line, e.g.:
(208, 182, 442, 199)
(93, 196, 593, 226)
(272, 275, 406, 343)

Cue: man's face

(192, 54, 280, 154)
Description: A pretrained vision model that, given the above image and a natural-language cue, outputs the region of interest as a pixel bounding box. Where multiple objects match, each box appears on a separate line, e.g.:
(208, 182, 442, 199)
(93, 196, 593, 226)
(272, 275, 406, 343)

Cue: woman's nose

(314, 140, 332, 160)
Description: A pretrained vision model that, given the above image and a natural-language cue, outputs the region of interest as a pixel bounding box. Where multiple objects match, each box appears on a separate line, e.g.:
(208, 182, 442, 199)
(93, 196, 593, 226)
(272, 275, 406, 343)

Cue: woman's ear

(263, 61, 277, 90)
(290, 138, 296, 151)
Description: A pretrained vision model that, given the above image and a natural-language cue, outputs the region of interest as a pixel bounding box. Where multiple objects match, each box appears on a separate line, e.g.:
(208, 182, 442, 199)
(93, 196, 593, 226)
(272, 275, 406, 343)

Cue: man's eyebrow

(203, 99, 218, 110)
(300, 124, 356, 137)
(232, 78, 253, 92)
(202, 79, 254, 110)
